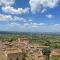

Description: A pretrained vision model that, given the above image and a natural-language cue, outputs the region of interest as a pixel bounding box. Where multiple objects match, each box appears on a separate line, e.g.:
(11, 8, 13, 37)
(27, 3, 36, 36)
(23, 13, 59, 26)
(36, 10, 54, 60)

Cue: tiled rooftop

(5, 47, 22, 54)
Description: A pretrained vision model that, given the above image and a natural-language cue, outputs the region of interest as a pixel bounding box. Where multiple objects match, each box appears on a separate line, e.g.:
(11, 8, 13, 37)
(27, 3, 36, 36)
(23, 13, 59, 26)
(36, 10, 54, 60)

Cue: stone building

(25, 44, 49, 60)
(0, 47, 23, 60)
(50, 49, 60, 60)
(17, 38, 30, 49)
(18, 38, 30, 45)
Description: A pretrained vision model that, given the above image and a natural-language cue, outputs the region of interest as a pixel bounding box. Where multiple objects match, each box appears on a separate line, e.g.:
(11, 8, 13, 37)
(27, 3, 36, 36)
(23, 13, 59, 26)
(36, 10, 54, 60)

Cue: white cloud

(31, 23, 39, 28)
(39, 23, 45, 25)
(50, 24, 60, 31)
(0, 18, 60, 32)
(29, 0, 59, 13)
(9, 22, 20, 27)
(23, 23, 60, 32)
(0, 0, 30, 15)
(0, 0, 59, 15)
(0, 0, 15, 6)
(2, 6, 30, 14)
(24, 23, 30, 26)
(0, 13, 59, 32)
(46, 14, 53, 19)
(0, 14, 13, 21)
(23, 22, 46, 28)
(41, 9, 47, 13)
(28, 19, 33, 22)
(0, 14, 27, 23)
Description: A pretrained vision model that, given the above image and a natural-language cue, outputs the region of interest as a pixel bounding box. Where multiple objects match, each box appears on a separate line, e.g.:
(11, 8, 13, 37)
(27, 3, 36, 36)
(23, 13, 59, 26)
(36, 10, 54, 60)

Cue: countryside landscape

(0, 32, 60, 60)
(0, 0, 60, 60)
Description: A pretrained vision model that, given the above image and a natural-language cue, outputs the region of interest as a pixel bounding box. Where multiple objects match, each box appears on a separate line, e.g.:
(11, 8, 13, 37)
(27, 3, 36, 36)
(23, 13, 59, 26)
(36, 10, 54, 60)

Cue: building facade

(4, 48, 22, 60)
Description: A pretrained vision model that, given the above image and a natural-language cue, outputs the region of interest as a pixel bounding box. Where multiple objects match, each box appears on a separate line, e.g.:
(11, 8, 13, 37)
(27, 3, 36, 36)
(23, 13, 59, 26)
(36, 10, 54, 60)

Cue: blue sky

(0, 0, 60, 32)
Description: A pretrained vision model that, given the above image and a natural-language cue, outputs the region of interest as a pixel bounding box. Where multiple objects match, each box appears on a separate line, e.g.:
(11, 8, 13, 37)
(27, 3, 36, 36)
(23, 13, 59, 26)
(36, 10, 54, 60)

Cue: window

(16, 57, 19, 60)
(10, 59, 12, 60)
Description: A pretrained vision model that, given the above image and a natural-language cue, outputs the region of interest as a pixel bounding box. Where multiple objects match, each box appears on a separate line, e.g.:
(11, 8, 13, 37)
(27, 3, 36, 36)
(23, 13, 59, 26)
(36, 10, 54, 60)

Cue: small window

(16, 57, 19, 60)
(10, 59, 12, 60)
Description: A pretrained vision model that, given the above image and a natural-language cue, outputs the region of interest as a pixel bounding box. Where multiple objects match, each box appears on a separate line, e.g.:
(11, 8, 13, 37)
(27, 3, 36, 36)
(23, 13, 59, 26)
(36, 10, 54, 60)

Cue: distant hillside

(0, 31, 60, 36)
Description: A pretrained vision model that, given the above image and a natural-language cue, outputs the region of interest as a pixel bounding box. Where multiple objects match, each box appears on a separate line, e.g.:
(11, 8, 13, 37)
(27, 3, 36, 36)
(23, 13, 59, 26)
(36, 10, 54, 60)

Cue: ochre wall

(7, 53, 22, 60)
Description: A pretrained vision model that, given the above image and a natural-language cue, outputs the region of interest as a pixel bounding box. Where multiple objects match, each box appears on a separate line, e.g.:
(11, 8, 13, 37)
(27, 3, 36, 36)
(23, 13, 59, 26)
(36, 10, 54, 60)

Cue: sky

(0, 0, 60, 32)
